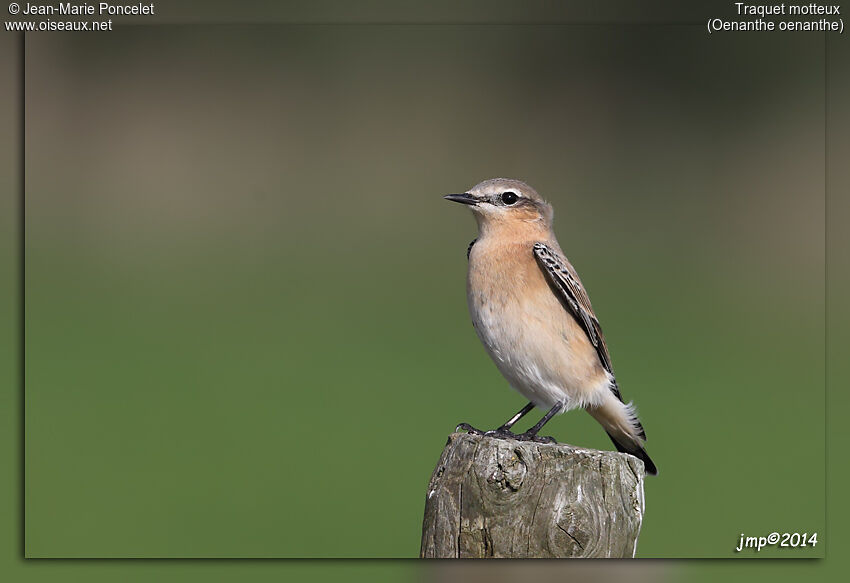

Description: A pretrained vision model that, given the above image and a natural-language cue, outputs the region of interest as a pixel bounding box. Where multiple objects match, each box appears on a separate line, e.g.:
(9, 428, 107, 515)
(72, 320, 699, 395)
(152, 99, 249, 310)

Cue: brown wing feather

(534, 243, 648, 441)
(532, 242, 613, 374)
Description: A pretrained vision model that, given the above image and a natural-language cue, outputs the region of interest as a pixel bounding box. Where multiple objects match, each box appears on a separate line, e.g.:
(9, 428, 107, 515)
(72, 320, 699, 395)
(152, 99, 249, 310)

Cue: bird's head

(444, 178, 553, 236)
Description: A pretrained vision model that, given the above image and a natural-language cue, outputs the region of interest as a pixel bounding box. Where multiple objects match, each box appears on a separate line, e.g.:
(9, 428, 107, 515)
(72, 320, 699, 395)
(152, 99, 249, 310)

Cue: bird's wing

(532, 242, 613, 375)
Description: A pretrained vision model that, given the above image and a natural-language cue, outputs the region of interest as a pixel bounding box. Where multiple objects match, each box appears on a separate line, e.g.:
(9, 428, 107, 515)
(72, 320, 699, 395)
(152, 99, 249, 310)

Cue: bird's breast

(465, 238, 608, 409)
(466, 242, 558, 360)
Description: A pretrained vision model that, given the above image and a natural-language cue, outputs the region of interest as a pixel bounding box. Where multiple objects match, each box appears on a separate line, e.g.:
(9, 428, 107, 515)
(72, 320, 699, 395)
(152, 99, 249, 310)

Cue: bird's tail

(587, 392, 658, 476)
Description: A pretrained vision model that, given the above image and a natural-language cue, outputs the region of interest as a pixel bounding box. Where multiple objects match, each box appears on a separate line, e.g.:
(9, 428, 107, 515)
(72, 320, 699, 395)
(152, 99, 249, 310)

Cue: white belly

(467, 251, 611, 411)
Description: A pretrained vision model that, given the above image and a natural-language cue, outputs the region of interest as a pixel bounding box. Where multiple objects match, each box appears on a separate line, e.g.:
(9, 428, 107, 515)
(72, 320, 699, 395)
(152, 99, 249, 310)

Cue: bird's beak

(444, 193, 478, 206)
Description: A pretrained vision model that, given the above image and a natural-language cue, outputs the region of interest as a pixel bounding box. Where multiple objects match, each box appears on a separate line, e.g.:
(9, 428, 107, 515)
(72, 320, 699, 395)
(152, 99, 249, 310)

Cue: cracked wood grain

(420, 432, 645, 558)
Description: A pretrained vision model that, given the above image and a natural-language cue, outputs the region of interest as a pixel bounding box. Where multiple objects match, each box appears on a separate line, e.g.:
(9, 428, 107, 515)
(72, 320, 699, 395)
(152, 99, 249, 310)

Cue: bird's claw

(456, 424, 521, 441)
(457, 424, 550, 442)
(456, 423, 484, 435)
(484, 428, 519, 440)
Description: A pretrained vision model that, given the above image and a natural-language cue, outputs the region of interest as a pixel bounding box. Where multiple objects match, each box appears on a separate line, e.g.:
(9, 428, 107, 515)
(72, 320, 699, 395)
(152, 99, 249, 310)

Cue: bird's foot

(514, 432, 558, 444)
(455, 424, 520, 441)
(456, 422, 485, 435)
(484, 427, 520, 440)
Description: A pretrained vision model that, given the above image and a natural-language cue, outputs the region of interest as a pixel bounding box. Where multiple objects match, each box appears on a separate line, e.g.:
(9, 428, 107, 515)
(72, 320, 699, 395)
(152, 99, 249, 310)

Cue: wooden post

(420, 432, 646, 558)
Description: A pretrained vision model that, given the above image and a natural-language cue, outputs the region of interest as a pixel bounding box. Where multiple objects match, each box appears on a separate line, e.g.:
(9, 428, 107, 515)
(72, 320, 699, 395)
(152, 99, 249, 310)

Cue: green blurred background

(2, 1, 847, 579)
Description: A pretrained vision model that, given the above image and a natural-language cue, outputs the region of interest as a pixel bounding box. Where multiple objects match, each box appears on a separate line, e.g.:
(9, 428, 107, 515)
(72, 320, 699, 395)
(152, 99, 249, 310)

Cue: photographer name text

(16, 2, 153, 16)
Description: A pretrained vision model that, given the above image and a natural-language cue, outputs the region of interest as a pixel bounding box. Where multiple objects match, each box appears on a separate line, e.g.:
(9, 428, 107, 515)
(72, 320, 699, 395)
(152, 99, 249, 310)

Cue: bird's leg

(456, 402, 535, 439)
(516, 402, 563, 443)
(485, 402, 535, 438)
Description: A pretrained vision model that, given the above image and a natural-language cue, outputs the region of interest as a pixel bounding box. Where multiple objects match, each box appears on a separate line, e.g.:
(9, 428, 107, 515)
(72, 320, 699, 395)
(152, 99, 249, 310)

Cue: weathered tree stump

(420, 432, 645, 558)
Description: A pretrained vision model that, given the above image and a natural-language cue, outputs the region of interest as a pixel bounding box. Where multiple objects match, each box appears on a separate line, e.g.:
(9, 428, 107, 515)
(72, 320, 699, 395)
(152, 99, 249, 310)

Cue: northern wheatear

(445, 178, 657, 475)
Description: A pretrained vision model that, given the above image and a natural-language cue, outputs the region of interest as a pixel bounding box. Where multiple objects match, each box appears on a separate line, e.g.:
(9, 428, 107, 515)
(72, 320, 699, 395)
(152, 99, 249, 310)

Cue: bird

(444, 178, 657, 475)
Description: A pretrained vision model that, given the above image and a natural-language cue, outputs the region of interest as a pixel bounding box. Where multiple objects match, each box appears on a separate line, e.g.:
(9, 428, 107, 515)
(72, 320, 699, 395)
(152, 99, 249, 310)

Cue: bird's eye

(501, 191, 519, 205)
